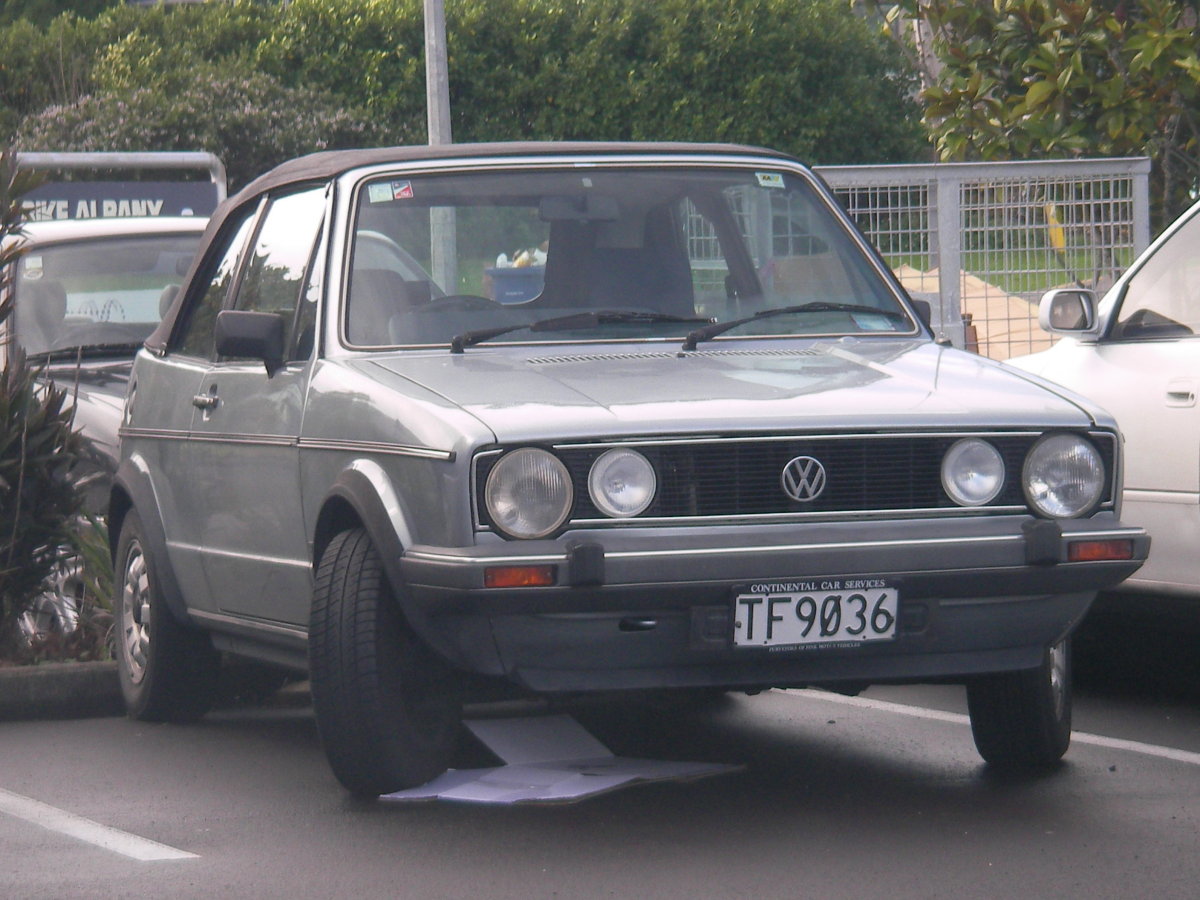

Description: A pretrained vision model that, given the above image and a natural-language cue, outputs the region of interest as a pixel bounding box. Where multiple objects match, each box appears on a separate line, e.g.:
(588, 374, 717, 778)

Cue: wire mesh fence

(814, 158, 1152, 359)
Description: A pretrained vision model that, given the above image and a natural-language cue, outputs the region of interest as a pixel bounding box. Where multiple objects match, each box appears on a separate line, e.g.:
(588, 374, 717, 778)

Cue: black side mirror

(910, 298, 933, 329)
(214, 309, 286, 375)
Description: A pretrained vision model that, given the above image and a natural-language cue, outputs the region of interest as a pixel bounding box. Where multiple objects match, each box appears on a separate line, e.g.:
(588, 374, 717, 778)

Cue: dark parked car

(1, 216, 205, 637)
(110, 142, 1148, 795)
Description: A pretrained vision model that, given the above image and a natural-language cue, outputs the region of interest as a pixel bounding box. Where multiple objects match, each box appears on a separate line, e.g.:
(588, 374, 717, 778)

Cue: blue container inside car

(486, 266, 544, 304)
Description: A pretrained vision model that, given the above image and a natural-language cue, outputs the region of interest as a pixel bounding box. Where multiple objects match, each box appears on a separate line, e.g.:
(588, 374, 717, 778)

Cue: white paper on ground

(380, 713, 741, 805)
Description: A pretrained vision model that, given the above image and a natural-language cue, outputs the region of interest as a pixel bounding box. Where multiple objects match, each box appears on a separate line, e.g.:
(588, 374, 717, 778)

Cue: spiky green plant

(0, 147, 89, 660)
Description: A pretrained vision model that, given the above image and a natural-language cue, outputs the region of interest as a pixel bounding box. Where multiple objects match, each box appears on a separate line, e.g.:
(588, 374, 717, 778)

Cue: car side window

(1112, 210, 1200, 340)
(290, 225, 326, 362)
(232, 187, 326, 320)
(175, 211, 258, 359)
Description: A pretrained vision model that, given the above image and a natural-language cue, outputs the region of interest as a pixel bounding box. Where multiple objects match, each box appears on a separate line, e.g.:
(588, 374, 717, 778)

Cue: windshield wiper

(681, 302, 909, 351)
(450, 309, 713, 353)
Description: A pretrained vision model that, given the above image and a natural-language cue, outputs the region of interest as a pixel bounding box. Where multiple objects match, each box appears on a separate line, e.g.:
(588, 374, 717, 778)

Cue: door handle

(1165, 378, 1196, 408)
(192, 393, 219, 411)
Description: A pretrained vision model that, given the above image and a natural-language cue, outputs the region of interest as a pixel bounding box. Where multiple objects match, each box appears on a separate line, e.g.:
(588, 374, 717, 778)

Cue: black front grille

(474, 431, 1117, 529)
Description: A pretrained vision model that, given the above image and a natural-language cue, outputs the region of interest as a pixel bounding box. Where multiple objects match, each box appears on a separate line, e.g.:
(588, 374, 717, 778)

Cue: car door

(1085, 208, 1200, 593)
(185, 186, 328, 625)
(125, 210, 260, 616)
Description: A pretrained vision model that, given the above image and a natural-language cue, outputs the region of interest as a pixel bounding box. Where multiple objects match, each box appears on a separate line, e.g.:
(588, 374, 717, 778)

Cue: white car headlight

(484, 448, 573, 538)
(588, 448, 656, 518)
(941, 438, 1005, 507)
(1022, 433, 1105, 518)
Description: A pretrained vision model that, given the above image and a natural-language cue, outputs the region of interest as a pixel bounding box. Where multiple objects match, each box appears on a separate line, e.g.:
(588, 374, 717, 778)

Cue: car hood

(45, 360, 130, 464)
(359, 339, 1103, 444)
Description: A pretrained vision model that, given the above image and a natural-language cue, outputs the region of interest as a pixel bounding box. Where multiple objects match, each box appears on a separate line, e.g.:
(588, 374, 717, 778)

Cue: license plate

(733, 579, 898, 648)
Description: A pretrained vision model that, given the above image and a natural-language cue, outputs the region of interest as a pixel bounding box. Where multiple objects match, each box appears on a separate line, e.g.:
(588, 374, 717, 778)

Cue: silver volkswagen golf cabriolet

(111, 142, 1148, 794)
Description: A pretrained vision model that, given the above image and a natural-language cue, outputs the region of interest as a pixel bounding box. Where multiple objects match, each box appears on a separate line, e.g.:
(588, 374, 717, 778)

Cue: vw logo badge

(781, 456, 827, 502)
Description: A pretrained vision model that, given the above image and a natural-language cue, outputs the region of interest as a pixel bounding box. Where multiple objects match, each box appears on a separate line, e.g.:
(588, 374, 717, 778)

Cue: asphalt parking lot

(1, 602, 1198, 899)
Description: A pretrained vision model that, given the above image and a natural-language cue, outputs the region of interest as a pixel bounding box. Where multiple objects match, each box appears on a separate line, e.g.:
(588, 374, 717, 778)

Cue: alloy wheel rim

(1048, 640, 1068, 721)
(120, 541, 151, 685)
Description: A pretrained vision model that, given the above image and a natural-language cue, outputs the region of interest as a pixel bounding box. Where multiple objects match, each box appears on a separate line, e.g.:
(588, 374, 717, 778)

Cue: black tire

(309, 529, 463, 796)
(966, 638, 1072, 770)
(114, 510, 219, 723)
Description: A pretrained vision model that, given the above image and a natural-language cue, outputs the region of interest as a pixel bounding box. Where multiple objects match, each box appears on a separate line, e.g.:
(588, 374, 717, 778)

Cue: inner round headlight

(941, 438, 1005, 507)
(1022, 433, 1105, 518)
(588, 448, 656, 518)
(484, 448, 573, 538)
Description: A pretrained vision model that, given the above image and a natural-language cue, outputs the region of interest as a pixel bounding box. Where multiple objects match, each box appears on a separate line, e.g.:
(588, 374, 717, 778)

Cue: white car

(1, 215, 206, 639)
(1011, 199, 1200, 601)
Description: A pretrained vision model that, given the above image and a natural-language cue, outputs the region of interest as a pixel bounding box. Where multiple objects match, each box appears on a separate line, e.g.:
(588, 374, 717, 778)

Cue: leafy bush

(17, 63, 385, 189)
(258, 0, 927, 163)
(6, 0, 924, 166)
(0, 351, 85, 631)
(0, 148, 98, 662)
(0, 13, 112, 141)
(887, 0, 1200, 225)
(0, 0, 274, 144)
(0, 1, 118, 29)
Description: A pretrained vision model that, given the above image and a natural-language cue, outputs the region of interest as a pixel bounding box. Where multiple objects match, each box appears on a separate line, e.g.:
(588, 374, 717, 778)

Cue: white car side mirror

(1038, 288, 1102, 337)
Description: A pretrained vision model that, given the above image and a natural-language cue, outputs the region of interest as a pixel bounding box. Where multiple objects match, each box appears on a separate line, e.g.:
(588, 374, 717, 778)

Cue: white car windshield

(16, 233, 201, 357)
(346, 165, 915, 348)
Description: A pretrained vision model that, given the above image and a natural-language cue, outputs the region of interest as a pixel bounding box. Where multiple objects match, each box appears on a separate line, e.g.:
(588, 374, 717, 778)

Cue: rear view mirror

(1039, 288, 1100, 336)
(539, 194, 619, 222)
(214, 309, 286, 375)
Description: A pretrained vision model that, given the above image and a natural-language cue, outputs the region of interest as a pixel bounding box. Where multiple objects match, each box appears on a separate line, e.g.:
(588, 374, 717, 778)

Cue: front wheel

(966, 638, 1072, 770)
(114, 510, 219, 722)
(309, 529, 463, 796)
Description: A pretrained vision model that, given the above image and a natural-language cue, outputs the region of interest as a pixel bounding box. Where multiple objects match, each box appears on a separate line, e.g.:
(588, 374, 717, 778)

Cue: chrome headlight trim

(484, 447, 574, 539)
(1022, 433, 1105, 519)
(588, 448, 656, 518)
(941, 438, 1005, 507)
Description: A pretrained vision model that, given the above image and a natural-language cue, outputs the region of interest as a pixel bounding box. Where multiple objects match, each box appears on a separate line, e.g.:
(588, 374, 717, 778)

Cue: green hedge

(8, 0, 927, 187)
(258, 0, 926, 162)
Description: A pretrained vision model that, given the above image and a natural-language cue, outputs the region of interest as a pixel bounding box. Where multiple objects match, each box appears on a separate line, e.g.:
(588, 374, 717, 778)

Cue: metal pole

(425, 0, 457, 292)
(424, 0, 452, 145)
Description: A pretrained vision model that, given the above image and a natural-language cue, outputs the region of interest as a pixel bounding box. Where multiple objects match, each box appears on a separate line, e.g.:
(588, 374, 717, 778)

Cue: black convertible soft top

(230, 140, 795, 202)
(148, 141, 800, 352)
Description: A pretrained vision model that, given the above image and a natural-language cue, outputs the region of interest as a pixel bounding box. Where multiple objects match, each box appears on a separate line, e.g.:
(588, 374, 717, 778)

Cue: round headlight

(941, 438, 1005, 507)
(588, 448, 656, 518)
(484, 448, 573, 538)
(1022, 433, 1105, 518)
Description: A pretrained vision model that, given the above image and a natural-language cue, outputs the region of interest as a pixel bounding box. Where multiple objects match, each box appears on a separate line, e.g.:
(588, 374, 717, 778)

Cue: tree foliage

(18, 62, 385, 190)
(4, 0, 926, 190)
(257, 0, 925, 164)
(0, 0, 117, 29)
(886, 0, 1200, 224)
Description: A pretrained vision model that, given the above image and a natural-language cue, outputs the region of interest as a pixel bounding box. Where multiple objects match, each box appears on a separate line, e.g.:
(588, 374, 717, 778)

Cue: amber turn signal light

(484, 565, 557, 588)
(1067, 539, 1135, 562)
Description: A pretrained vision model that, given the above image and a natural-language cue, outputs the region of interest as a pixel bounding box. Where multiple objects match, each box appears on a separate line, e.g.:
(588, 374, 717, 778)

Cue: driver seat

(21, 280, 68, 354)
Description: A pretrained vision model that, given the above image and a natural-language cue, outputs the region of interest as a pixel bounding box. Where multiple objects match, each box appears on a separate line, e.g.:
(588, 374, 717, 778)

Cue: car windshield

(345, 165, 915, 348)
(14, 232, 202, 357)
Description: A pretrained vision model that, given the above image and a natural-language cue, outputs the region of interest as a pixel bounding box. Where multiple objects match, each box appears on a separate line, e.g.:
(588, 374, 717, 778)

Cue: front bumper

(398, 514, 1148, 693)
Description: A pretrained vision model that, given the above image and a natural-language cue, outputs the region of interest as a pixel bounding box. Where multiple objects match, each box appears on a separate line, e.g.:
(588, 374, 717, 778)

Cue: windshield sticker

(22, 256, 43, 280)
(367, 181, 415, 203)
(756, 172, 785, 189)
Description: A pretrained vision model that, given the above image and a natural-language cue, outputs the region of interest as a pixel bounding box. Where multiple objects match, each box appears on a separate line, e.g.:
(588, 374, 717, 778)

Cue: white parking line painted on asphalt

(785, 689, 1200, 767)
(0, 788, 198, 861)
